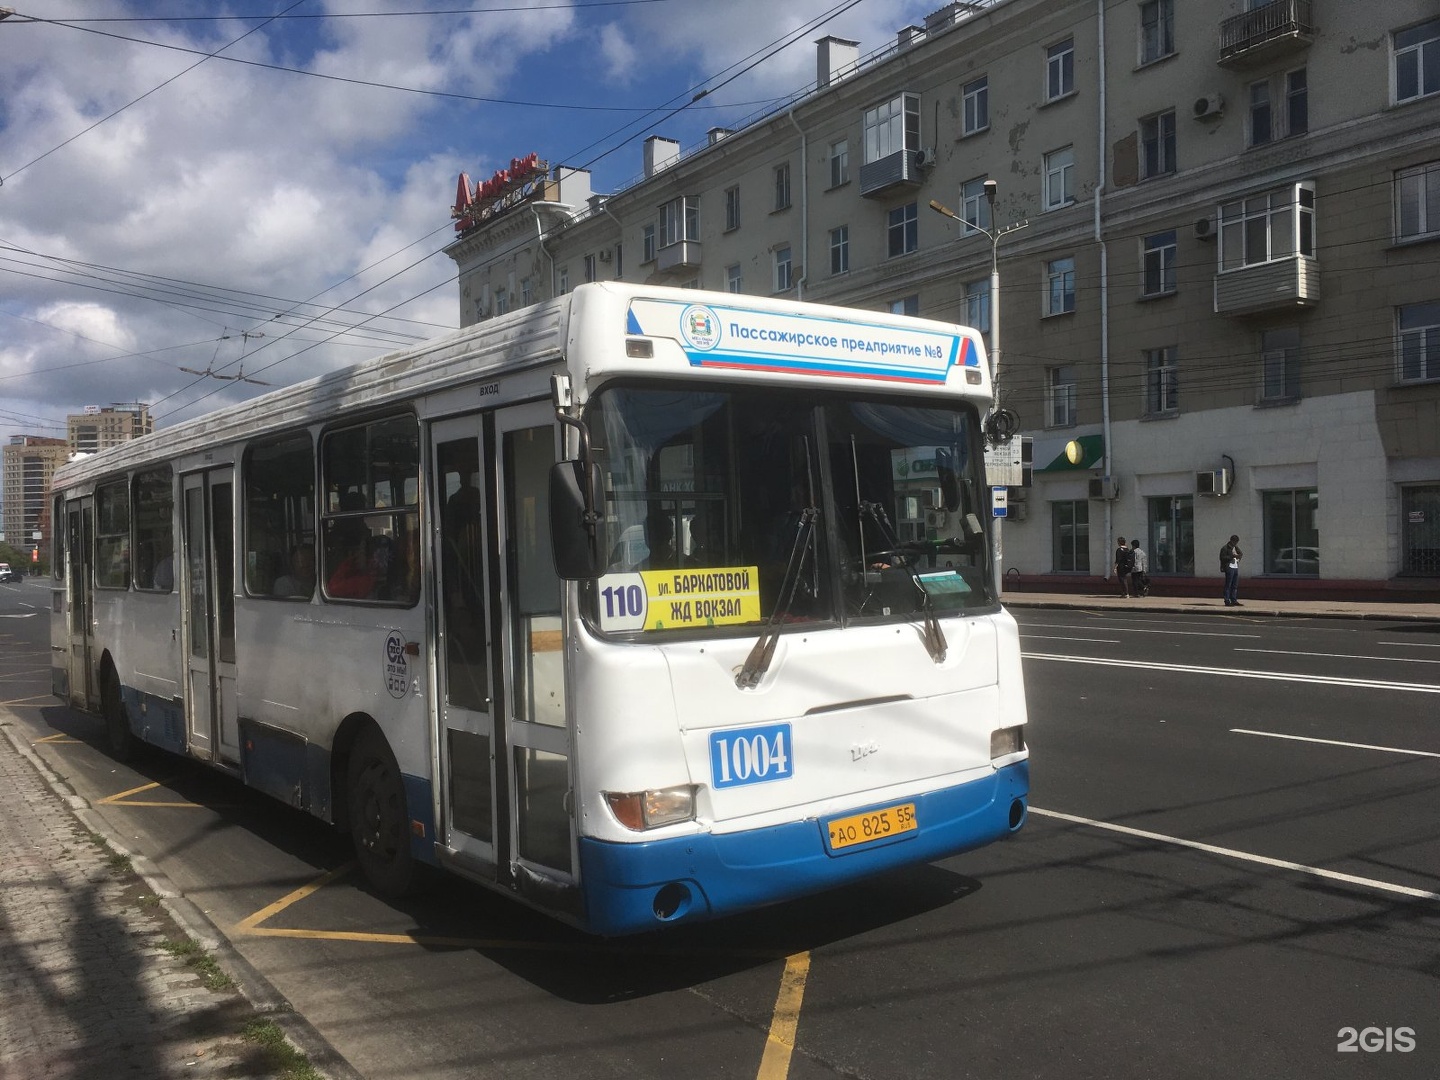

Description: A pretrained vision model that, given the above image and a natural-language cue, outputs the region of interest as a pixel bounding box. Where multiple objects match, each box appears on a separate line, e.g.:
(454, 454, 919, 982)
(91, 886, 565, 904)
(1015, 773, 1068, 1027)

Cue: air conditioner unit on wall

(1196, 469, 1231, 496)
(1088, 477, 1118, 500)
(1194, 217, 1216, 241)
(915, 147, 936, 168)
(1193, 93, 1224, 120)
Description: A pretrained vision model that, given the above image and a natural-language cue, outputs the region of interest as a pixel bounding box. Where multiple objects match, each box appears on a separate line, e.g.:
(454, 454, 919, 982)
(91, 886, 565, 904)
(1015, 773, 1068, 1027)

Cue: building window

(1400, 485, 1440, 574)
(1263, 489, 1319, 576)
(774, 246, 793, 292)
(964, 278, 990, 334)
(1219, 182, 1315, 270)
(1396, 160, 1440, 240)
(961, 176, 992, 235)
(583, 254, 597, 283)
(962, 76, 989, 135)
(1044, 146, 1075, 210)
(1046, 39, 1075, 101)
(1140, 110, 1176, 178)
(774, 163, 791, 210)
(829, 225, 850, 274)
(494, 290, 509, 315)
(863, 92, 920, 163)
(1142, 230, 1177, 296)
(642, 224, 656, 263)
(829, 139, 849, 188)
(1394, 17, 1440, 104)
(1046, 365, 1077, 426)
(1053, 499, 1090, 572)
(888, 202, 918, 257)
(558, 267, 569, 295)
(1260, 326, 1301, 402)
(1147, 494, 1194, 575)
(660, 195, 700, 246)
(1139, 0, 1174, 65)
(726, 264, 742, 293)
(888, 296, 920, 317)
(1144, 347, 1178, 415)
(1046, 256, 1076, 315)
(1398, 300, 1440, 382)
(521, 277, 533, 306)
(725, 185, 740, 231)
(1249, 68, 1307, 146)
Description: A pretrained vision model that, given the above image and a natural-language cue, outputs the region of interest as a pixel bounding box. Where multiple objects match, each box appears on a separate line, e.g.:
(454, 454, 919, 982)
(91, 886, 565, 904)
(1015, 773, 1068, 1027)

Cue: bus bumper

(577, 760, 1029, 937)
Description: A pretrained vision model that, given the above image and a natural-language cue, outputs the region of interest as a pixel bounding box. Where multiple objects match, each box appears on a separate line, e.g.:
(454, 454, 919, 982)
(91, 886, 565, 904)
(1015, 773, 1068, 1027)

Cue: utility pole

(930, 184, 1027, 599)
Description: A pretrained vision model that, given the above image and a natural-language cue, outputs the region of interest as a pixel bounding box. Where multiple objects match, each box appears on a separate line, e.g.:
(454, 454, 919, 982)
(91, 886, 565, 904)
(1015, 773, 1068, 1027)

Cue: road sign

(992, 487, 1008, 517)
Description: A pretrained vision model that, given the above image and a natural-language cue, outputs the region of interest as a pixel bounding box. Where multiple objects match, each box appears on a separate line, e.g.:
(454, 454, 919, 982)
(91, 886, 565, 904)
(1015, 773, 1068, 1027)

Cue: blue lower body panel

(578, 760, 1029, 936)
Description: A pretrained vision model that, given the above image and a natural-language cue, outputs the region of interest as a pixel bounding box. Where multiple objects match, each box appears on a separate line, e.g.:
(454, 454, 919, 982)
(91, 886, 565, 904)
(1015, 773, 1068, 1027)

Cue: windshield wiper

(736, 506, 818, 689)
(858, 500, 948, 664)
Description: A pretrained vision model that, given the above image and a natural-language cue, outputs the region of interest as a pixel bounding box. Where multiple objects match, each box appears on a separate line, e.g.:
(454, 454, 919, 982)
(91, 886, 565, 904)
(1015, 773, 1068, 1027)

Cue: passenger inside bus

(273, 544, 316, 598)
(326, 521, 376, 599)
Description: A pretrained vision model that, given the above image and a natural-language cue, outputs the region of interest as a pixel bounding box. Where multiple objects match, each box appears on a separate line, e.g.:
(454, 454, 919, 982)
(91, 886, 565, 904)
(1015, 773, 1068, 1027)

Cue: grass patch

(242, 1019, 323, 1080)
(160, 937, 235, 992)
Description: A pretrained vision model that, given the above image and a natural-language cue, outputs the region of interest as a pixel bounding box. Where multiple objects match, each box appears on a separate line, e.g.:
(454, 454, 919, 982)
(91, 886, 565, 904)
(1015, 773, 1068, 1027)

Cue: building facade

(1, 436, 69, 564)
(67, 403, 153, 455)
(446, 0, 1440, 596)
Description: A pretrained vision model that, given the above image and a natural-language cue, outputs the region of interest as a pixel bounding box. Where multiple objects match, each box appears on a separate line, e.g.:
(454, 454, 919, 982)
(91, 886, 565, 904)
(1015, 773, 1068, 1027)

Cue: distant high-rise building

(2, 436, 70, 564)
(67, 403, 153, 455)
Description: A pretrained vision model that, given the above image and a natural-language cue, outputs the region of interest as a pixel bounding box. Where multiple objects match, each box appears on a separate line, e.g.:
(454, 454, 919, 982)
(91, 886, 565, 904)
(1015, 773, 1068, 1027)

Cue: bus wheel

(101, 666, 136, 763)
(347, 727, 415, 896)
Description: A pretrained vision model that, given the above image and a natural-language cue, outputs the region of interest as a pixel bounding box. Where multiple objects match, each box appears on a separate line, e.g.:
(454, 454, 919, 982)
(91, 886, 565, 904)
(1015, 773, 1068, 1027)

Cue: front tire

(101, 665, 136, 762)
(347, 727, 415, 896)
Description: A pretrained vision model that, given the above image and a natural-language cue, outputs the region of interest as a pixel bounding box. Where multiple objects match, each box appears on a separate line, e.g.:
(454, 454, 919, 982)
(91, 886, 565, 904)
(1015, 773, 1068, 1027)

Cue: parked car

(0, 563, 15, 583)
(1272, 546, 1320, 575)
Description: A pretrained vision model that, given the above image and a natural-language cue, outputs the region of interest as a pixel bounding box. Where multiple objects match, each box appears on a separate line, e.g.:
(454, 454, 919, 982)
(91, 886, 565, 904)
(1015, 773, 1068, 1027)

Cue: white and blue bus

(50, 282, 1029, 935)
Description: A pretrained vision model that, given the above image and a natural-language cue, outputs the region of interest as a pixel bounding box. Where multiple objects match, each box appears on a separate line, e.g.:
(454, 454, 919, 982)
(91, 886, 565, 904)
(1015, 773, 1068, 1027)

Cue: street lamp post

(929, 187, 1027, 599)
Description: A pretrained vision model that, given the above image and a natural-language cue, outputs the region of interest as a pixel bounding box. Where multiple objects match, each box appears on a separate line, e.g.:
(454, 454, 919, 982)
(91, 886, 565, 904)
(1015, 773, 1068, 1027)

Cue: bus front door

(181, 469, 241, 764)
(65, 498, 97, 711)
(495, 403, 574, 884)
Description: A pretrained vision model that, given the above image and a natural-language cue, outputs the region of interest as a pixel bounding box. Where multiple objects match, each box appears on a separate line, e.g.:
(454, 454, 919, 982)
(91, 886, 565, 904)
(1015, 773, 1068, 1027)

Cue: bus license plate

(826, 802, 917, 852)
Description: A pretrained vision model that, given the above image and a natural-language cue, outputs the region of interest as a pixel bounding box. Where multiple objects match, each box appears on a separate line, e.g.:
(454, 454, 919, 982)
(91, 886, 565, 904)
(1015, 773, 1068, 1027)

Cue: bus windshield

(587, 383, 994, 635)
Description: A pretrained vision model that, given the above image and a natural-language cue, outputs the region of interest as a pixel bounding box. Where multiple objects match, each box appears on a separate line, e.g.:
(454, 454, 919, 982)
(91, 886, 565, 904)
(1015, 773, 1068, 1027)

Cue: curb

(1000, 597, 1440, 622)
(0, 715, 365, 1080)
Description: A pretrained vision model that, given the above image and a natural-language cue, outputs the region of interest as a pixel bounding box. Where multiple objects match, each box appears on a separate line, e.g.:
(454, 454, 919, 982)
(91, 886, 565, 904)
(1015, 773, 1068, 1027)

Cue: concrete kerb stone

(0, 711, 364, 1080)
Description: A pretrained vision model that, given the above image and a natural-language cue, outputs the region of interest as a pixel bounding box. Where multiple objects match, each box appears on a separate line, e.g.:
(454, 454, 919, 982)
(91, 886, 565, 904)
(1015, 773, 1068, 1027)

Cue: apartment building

(1, 436, 69, 562)
(67, 402, 153, 455)
(445, 0, 1440, 593)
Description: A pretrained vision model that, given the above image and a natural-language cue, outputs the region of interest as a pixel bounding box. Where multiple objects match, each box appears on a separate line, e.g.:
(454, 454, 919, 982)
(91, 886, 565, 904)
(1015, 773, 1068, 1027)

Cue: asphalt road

(3, 576, 1437, 1079)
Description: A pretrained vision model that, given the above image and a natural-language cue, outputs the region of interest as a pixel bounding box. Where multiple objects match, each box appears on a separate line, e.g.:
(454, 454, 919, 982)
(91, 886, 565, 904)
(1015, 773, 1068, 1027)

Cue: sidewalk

(1001, 589, 1440, 622)
(0, 720, 359, 1080)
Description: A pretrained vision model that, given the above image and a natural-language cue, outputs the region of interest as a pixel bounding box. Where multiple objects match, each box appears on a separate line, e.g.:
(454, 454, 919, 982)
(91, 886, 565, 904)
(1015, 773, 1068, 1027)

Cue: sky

(0, 0, 943, 448)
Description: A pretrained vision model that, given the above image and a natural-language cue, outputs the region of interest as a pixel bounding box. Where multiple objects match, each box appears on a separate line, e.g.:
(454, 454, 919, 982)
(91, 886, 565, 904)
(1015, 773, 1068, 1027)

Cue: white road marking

(1018, 634, 1121, 644)
(1237, 647, 1440, 666)
(1022, 652, 1440, 693)
(1230, 728, 1440, 759)
(1030, 807, 1440, 901)
(1020, 621, 1262, 639)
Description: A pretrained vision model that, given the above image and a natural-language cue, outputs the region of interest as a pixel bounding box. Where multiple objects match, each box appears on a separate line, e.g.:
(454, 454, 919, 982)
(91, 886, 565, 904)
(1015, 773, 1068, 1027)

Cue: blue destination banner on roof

(596, 566, 762, 632)
(626, 298, 974, 384)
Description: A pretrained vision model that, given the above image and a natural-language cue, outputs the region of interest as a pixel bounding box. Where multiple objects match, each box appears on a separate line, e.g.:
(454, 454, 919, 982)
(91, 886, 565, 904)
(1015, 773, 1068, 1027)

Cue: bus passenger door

(496, 403, 574, 883)
(431, 416, 498, 867)
(65, 498, 97, 711)
(181, 469, 241, 763)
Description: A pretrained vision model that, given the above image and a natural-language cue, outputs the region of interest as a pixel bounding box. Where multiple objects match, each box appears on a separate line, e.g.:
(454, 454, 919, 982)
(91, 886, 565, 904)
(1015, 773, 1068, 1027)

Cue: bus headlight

(604, 785, 698, 830)
(990, 725, 1026, 759)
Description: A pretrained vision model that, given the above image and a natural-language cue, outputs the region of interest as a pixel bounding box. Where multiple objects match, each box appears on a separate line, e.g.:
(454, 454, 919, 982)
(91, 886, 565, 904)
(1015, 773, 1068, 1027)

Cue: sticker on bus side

(709, 723, 793, 789)
(596, 566, 761, 632)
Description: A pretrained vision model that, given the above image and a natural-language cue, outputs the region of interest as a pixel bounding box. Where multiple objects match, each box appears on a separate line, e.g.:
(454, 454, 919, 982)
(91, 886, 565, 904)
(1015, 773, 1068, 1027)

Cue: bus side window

(244, 432, 316, 599)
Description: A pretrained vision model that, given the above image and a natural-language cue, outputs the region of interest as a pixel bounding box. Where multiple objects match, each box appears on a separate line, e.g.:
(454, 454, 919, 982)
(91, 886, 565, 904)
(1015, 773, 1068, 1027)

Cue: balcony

(1213, 255, 1319, 316)
(859, 149, 925, 199)
(1218, 0, 1314, 68)
(656, 240, 701, 273)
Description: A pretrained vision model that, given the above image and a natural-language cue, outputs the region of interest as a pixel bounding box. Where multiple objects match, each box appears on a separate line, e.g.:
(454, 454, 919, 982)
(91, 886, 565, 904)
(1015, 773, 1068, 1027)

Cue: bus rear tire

(101, 665, 136, 763)
(347, 727, 415, 897)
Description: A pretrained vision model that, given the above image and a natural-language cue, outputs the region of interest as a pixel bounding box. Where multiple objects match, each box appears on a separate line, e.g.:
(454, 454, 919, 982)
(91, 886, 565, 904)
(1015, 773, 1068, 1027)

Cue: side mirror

(935, 446, 962, 513)
(549, 460, 603, 580)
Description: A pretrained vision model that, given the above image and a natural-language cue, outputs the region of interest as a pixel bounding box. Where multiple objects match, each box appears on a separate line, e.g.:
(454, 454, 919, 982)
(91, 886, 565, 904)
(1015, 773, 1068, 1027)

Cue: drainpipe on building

(1095, 0, 1114, 572)
(531, 205, 555, 297)
(787, 109, 808, 299)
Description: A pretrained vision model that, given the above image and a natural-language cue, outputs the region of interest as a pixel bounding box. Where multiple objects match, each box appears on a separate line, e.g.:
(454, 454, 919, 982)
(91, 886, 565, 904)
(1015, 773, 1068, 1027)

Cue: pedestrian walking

(1113, 536, 1135, 597)
(1129, 538, 1150, 597)
(1220, 534, 1243, 606)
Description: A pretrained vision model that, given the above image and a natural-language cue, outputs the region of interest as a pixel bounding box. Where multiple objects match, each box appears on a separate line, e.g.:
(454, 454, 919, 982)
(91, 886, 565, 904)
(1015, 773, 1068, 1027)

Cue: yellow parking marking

(97, 778, 240, 809)
(3, 694, 59, 707)
(35, 732, 81, 744)
(234, 864, 355, 932)
(757, 951, 810, 1080)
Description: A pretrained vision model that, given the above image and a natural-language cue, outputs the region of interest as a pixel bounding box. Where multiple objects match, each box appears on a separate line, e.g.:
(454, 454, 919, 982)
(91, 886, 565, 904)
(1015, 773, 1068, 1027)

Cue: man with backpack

(1114, 536, 1135, 597)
